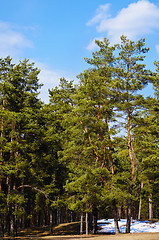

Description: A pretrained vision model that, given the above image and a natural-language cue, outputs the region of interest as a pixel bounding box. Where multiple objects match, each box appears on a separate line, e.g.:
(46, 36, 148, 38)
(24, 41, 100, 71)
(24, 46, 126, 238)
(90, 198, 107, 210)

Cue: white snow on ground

(97, 219, 159, 233)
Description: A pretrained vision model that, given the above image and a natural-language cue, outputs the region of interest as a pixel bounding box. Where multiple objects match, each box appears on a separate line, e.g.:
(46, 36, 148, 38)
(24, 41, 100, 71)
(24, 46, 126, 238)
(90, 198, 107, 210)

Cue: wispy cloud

(155, 45, 159, 53)
(0, 21, 33, 57)
(87, 0, 159, 48)
(86, 37, 104, 51)
(35, 62, 74, 103)
(86, 4, 111, 26)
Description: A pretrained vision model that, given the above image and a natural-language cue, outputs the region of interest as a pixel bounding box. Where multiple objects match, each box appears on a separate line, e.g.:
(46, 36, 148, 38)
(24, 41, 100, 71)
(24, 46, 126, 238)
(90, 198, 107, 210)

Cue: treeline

(0, 36, 159, 237)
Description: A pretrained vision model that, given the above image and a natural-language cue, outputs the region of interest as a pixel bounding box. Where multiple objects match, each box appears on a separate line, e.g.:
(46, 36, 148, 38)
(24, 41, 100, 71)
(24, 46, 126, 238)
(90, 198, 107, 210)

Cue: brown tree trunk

(127, 110, 135, 180)
(105, 111, 120, 234)
(126, 108, 135, 233)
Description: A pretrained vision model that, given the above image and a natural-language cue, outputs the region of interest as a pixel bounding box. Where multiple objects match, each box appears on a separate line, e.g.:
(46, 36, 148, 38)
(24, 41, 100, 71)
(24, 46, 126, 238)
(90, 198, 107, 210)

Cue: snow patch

(97, 219, 159, 233)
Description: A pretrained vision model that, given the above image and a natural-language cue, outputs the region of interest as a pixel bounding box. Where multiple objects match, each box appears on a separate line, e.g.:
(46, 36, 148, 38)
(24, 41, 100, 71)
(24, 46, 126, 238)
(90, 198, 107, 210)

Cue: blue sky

(1, 0, 159, 102)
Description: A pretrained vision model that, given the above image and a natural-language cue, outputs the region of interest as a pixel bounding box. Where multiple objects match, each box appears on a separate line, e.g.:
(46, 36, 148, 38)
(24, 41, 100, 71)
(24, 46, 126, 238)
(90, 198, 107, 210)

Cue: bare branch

(17, 185, 55, 204)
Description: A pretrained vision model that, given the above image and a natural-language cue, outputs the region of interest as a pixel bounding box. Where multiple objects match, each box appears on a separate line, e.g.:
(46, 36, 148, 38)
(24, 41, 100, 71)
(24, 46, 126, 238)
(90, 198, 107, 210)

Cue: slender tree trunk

(127, 108, 132, 232)
(127, 110, 135, 179)
(10, 119, 17, 236)
(118, 205, 122, 219)
(20, 179, 24, 229)
(105, 111, 120, 234)
(10, 214, 15, 237)
(149, 193, 153, 220)
(126, 108, 135, 233)
(80, 212, 83, 235)
(0, 99, 5, 192)
(126, 184, 133, 233)
(6, 175, 12, 236)
(113, 199, 120, 234)
(0, 217, 4, 237)
(57, 208, 61, 225)
(70, 211, 73, 222)
(42, 212, 45, 226)
(138, 182, 143, 220)
(49, 209, 53, 234)
(126, 197, 132, 233)
(104, 96, 114, 174)
(85, 212, 88, 235)
(92, 208, 98, 234)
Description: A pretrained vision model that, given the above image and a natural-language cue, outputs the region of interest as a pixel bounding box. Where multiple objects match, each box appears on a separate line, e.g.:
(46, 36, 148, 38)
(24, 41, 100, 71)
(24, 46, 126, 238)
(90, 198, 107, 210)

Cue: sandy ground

(41, 232, 159, 240)
(7, 232, 159, 240)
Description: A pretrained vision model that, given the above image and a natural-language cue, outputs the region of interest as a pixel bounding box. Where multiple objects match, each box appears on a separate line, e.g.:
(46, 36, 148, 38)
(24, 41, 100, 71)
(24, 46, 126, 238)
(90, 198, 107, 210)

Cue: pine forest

(0, 36, 159, 237)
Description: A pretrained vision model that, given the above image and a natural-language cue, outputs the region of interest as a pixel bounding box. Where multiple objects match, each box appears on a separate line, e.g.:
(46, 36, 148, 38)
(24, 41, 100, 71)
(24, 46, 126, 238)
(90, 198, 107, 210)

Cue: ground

(3, 232, 159, 240)
(2, 221, 159, 240)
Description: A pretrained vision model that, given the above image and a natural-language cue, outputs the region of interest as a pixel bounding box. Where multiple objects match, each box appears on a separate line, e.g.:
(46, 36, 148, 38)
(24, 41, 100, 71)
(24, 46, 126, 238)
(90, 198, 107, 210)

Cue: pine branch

(17, 185, 55, 203)
(75, 113, 100, 160)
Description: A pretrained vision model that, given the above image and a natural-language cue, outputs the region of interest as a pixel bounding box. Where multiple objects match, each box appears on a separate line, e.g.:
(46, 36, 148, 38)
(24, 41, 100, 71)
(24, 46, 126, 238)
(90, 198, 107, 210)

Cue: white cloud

(35, 62, 74, 103)
(86, 37, 104, 51)
(0, 21, 33, 57)
(155, 44, 159, 53)
(87, 0, 159, 46)
(36, 63, 63, 103)
(86, 4, 111, 26)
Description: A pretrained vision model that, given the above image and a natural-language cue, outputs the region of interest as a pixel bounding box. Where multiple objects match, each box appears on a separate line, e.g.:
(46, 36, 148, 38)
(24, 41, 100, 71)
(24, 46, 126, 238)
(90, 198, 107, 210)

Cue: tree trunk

(0, 217, 4, 238)
(113, 199, 120, 234)
(104, 110, 114, 174)
(105, 113, 120, 234)
(20, 179, 24, 229)
(126, 189, 132, 233)
(49, 209, 53, 234)
(149, 193, 153, 220)
(127, 110, 135, 180)
(6, 209, 11, 236)
(57, 207, 61, 225)
(85, 212, 88, 235)
(118, 205, 122, 219)
(0, 99, 5, 192)
(10, 214, 15, 237)
(126, 109, 135, 233)
(80, 212, 83, 235)
(138, 182, 143, 220)
(92, 208, 98, 234)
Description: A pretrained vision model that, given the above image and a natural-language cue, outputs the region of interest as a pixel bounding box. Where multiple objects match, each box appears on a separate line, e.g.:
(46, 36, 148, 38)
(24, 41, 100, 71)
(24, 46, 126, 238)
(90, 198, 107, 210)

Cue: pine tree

(47, 78, 76, 229)
(0, 57, 44, 236)
(63, 38, 122, 234)
(133, 60, 159, 220)
(113, 36, 151, 232)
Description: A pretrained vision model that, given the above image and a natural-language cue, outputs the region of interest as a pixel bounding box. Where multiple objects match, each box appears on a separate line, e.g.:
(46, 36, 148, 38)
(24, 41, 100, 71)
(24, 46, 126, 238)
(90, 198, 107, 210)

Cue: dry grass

(2, 222, 159, 240)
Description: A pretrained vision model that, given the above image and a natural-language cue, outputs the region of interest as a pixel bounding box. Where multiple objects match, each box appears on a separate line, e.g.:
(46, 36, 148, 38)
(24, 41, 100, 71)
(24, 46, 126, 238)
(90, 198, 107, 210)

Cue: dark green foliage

(0, 36, 159, 237)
